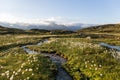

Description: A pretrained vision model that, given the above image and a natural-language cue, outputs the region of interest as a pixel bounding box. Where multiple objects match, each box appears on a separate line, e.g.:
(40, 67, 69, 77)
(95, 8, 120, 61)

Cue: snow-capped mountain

(0, 21, 95, 31)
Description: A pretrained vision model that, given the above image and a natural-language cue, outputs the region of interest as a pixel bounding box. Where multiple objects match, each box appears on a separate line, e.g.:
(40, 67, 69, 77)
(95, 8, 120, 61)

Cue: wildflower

(100, 73, 103, 76)
(6, 73, 9, 76)
(1, 66, 3, 68)
(91, 65, 93, 67)
(91, 60, 94, 63)
(99, 65, 102, 68)
(1, 73, 5, 76)
(21, 65, 24, 68)
(13, 71, 15, 74)
(22, 71, 25, 74)
(18, 69, 21, 72)
(22, 63, 26, 66)
(10, 75, 14, 80)
(85, 65, 87, 68)
(94, 64, 96, 67)
(29, 68, 33, 71)
(15, 72, 18, 75)
(27, 77, 30, 80)
(95, 67, 98, 70)
(32, 73, 34, 75)
(85, 62, 87, 64)
(5, 70, 9, 74)
(25, 69, 28, 71)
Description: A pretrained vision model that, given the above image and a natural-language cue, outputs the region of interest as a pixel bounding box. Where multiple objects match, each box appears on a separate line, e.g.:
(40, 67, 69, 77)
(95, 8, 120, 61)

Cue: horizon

(0, 0, 120, 24)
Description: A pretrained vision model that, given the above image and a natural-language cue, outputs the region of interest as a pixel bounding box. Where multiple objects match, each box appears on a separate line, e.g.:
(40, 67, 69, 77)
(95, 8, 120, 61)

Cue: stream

(21, 39, 73, 80)
(100, 43, 120, 59)
(100, 43, 120, 51)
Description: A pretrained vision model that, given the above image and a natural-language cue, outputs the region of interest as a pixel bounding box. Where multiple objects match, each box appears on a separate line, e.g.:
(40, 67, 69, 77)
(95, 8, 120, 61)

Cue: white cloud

(0, 13, 50, 25)
(0, 13, 16, 23)
(0, 13, 82, 25)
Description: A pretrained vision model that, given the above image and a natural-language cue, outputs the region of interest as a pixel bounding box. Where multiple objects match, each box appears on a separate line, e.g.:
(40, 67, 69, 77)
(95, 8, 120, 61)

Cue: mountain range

(0, 21, 95, 31)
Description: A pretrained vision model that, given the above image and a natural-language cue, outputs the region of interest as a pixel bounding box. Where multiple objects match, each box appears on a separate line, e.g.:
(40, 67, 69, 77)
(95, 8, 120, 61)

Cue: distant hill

(0, 25, 51, 35)
(0, 25, 25, 34)
(0, 25, 75, 35)
(0, 22, 94, 31)
(30, 29, 50, 33)
(77, 24, 120, 33)
(50, 30, 74, 34)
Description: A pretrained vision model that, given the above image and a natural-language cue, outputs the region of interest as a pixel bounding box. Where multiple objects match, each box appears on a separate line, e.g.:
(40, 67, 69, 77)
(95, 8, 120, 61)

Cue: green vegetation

(0, 34, 51, 51)
(0, 53, 56, 80)
(0, 24, 120, 80)
(77, 24, 120, 33)
(0, 25, 75, 35)
(0, 26, 25, 34)
(27, 38, 120, 80)
(0, 35, 57, 80)
(76, 24, 120, 46)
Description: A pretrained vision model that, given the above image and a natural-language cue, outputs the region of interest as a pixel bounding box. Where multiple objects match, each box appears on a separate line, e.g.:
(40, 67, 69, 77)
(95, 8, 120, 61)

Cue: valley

(0, 24, 120, 80)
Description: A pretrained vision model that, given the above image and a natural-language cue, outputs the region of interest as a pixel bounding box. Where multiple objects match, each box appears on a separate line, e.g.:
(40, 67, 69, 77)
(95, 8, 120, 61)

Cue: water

(100, 43, 120, 51)
(21, 39, 73, 80)
(100, 42, 120, 59)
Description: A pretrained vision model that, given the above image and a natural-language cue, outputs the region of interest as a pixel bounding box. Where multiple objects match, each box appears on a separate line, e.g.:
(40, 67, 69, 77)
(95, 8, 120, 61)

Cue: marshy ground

(0, 33, 120, 80)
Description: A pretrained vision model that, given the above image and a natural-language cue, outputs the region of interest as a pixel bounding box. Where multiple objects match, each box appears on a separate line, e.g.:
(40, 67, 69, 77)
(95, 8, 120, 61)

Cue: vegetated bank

(27, 38, 120, 80)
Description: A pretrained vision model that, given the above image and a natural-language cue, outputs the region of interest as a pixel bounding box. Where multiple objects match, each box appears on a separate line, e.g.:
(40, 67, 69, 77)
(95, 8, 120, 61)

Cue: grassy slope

(77, 24, 120, 33)
(76, 24, 120, 46)
(0, 26, 25, 34)
(0, 25, 75, 35)
(0, 25, 51, 35)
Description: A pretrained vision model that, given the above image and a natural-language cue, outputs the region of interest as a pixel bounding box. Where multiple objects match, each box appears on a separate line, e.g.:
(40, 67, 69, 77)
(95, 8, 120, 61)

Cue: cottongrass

(0, 54, 57, 80)
(36, 38, 120, 80)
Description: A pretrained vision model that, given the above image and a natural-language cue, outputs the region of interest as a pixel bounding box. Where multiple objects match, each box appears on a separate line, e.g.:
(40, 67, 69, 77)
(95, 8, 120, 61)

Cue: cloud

(0, 13, 82, 25)
(0, 13, 16, 23)
(0, 14, 48, 25)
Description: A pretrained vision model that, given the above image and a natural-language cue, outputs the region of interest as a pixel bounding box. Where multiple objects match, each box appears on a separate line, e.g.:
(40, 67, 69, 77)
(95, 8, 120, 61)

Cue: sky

(0, 0, 120, 24)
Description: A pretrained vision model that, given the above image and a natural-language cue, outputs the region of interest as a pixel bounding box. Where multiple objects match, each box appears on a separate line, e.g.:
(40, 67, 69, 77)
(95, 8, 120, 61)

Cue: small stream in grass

(21, 39, 73, 80)
(100, 43, 120, 59)
(100, 43, 120, 51)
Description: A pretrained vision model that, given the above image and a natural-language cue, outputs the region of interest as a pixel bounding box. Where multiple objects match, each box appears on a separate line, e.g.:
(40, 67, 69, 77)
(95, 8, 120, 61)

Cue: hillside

(0, 22, 94, 31)
(0, 25, 25, 34)
(0, 25, 75, 35)
(77, 24, 120, 33)
(0, 25, 41, 35)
